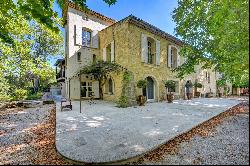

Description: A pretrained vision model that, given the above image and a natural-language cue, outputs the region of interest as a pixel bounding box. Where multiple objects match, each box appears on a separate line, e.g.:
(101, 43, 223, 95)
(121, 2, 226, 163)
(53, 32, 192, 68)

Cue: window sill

(143, 63, 158, 68)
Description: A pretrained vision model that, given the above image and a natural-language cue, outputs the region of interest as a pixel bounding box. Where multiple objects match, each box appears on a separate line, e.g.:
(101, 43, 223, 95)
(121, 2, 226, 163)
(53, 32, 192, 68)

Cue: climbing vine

(117, 71, 133, 108)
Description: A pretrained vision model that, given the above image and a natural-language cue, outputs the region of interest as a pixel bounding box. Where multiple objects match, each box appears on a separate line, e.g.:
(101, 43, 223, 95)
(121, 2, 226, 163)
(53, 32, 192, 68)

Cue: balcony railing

(56, 70, 65, 80)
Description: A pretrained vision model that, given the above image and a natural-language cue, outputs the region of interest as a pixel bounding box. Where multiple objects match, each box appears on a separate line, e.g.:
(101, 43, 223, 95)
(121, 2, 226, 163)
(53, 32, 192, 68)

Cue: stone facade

(63, 3, 218, 102)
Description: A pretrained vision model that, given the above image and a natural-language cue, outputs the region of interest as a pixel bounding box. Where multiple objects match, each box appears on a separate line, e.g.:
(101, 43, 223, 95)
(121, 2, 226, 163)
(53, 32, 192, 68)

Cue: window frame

(82, 28, 92, 47)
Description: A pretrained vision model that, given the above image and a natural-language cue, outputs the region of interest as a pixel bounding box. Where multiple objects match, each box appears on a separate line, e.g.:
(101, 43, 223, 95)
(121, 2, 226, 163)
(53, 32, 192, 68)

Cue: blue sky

(51, 0, 178, 65)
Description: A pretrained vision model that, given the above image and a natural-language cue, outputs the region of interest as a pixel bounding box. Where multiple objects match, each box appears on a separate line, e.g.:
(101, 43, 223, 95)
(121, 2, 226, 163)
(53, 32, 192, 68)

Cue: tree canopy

(0, 0, 117, 46)
(172, 0, 249, 86)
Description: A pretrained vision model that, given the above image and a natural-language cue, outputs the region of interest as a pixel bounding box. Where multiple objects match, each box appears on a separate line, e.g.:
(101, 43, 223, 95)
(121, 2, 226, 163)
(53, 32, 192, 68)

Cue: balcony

(56, 70, 65, 82)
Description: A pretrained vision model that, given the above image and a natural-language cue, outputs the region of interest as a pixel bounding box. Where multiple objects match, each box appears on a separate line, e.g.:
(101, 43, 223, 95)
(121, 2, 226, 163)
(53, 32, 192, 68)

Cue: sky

(51, 0, 178, 65)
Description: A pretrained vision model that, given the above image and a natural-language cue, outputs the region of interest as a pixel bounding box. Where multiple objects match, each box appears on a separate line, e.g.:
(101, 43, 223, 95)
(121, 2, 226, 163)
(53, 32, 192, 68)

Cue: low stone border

(54, 101, 248, 165)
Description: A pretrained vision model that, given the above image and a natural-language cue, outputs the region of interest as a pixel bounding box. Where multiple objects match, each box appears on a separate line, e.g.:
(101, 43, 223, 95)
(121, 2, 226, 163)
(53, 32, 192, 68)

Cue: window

(108, 78, 113, 94)
(82, 29, 91, 47)
(106, 44, 111, 62)
(77, 52, 81, 62)
(205, 72, 210, 83)
(147, 37, 155, 64)
(148, 41, 153, 64)
(81, 82, 93, 97)
(105, 78, 114, 95)
(93, 54, 96, 64)
(170, 47, 177, 68)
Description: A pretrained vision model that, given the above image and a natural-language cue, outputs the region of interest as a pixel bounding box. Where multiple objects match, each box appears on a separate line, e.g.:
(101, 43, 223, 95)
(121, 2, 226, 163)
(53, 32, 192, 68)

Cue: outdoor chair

(61, 98, 72, 111)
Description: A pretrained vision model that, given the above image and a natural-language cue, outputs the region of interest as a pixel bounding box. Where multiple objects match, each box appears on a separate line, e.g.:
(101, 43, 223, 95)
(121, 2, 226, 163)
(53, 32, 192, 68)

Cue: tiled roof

(63, 2, 116, 25)
(126, 15, 184, 46)
(100, 15, 184, 46)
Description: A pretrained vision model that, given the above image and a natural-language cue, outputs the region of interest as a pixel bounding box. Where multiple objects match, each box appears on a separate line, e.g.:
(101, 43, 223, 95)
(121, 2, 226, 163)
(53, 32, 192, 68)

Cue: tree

(0, 0, 117, 46)
(172, 0, 249, 86)
(80, 60, 124, 99)
(0, 21, 62, 99)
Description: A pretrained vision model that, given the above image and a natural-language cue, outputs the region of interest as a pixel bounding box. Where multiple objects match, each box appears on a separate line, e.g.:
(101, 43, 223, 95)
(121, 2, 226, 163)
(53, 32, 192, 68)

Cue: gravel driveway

(56, 98, 242, 163)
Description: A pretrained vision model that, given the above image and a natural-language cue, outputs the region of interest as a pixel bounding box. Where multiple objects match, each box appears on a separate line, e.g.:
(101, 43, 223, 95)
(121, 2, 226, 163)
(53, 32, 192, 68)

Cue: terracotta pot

(186, 93, 192, 100)
(166, 94, 174, 103)
(218, 93, 222, 97)
(194, 92, 200, 98)
(137, 95, 146, 106)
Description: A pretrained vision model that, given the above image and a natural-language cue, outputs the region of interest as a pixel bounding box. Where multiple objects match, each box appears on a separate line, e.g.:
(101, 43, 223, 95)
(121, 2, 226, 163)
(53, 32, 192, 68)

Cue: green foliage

(81, 60, 124, 99)
(117, 95, 129, 108)
(216, 79, 226, 88)
(13, 89, 28, 101)
(0, 72, 11, 101)
(172, 0, 249, 83)
(136, 80, 147, 89)
(123, 71, 132, 84)
(0, 0, 117, 45)
(193, 82, 202, 88)
(26, 92, 43, 100)
(164, 80, 176, 93)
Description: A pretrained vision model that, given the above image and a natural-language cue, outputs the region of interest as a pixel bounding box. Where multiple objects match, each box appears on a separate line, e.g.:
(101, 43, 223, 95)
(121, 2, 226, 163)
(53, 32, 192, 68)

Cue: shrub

(194, 82, 202, 88)
(117, 95, 129, 108)
(12, 89, 28, 101)
(136, 80, 147, 89)
(164, 80, 176, 93)
(26, 92, 43, 100)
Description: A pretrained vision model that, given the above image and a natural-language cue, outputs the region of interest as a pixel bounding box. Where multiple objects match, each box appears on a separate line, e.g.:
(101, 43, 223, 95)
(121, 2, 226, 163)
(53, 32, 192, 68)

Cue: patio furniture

(88, 92, 96, 105)
(61, 98, 72, 111)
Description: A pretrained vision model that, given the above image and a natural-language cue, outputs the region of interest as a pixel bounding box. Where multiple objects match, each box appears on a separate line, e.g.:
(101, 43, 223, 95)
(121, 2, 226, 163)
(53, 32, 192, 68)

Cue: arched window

(108, 78, 113, 94)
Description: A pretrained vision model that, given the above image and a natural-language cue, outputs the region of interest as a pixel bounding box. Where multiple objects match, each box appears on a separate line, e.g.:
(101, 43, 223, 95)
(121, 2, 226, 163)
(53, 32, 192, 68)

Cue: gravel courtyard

(0, 98, 248, 165)
(56, 98, 242, 163)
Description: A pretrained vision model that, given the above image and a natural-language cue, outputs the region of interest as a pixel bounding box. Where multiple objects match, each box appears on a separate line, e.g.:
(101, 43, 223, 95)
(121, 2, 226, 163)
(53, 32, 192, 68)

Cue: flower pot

(166, 94, 174, 103)
(218, 93, 222, 97)
(137, 95, 146, 106)
(186, 93, 192, 100)
(194, 92, 200, 98)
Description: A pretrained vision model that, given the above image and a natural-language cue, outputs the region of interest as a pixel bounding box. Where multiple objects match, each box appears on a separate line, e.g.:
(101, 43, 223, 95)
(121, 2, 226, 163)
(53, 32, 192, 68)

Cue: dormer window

(82, 29, 91, 47)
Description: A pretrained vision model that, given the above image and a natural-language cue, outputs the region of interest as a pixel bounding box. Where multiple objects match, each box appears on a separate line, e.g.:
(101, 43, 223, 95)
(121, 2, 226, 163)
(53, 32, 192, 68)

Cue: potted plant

(136, 80, 147, 106)
(185, 80, 193, 100)
(164, 80, 176, 103)
(193, 82, 202, 98)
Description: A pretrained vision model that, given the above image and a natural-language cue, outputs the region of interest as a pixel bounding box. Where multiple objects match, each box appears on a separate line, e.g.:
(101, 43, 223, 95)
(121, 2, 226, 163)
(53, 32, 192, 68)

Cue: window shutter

(168, 45, 172, 68)
(141, 34, 148, 63)
(156, 40, 161, 65)
(177, 49, 180, 66)
(93, 81, 99, 98)
(92, 30, 99, 48)
(103, 47, 106, 61)
(75, 26, 82, 46)
(111, 40, 115, 62)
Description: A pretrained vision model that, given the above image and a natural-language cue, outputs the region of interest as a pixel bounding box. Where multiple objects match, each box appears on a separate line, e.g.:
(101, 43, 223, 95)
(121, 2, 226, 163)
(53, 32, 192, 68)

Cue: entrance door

(146, 77, 154, 100)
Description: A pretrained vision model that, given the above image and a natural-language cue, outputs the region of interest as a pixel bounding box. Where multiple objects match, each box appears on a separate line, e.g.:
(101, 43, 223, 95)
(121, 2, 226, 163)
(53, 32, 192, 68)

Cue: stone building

(62, 2, 217, 103)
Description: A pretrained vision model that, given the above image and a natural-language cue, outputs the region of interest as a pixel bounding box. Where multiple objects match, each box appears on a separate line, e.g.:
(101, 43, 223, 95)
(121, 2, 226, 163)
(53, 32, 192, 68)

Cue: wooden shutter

(93, 81, 100, 98)
(168, 45, 172, 68)
(75, 25, 82, 46)
(111, 41, 115, 62)
(156, 40, 161, 65)
(103, 47, 106, 61)
(141, 34, 148, 63)
(177, 48, 180, 66)
(92, 30, 99, 48)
